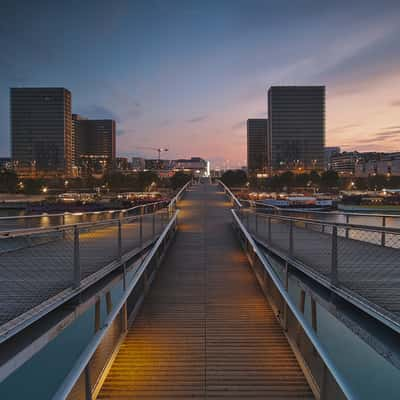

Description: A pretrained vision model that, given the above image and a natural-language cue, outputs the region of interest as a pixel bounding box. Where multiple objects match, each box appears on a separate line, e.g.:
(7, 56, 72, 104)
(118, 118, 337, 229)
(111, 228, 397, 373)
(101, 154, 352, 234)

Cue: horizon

(1, 0, 400, 167)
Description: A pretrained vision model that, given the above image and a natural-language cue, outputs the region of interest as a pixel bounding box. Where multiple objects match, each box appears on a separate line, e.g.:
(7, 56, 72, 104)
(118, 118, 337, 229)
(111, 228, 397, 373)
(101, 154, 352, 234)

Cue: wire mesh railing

(0, 208, 170, 335)
(0, 181, 192, 338)
(239, 208, 400, 329)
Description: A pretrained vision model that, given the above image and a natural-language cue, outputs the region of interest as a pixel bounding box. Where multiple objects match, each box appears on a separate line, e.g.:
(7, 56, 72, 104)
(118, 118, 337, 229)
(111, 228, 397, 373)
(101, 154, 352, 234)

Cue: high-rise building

(72, 115, 116, 174)
(267, 86, 325, 172)
(10, 87, 72, 176)
(247, 119, 268, 175)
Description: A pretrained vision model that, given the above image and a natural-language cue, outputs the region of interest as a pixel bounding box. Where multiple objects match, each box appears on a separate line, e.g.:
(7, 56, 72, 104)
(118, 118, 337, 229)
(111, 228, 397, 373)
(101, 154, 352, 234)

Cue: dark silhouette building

(72, 114, 116, 174)
(10, 87, 73, 176)
(267, 86, 325, 172)
(247, 119, 268, 175)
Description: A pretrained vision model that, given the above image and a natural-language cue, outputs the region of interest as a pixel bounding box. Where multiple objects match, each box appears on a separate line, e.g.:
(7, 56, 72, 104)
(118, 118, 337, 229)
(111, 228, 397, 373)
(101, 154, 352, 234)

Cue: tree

(0, 169, 18, 193)
(309, 170, 321, 185)
(367, 174, 387, 191)
(138, 171, 159, 191)
(279, 171, 294, 191)
(220, 170, 247, 187)
(23, 178, 45, 195)
(294, 173, 310, 187)
(320, 170, 339, 191)
(170, 172, 192, 190)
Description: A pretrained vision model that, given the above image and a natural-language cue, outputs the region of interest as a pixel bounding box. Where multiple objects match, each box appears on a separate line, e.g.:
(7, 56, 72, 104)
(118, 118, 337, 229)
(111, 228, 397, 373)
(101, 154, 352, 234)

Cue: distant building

(72, 114, 116, 175)
(355, 152, 400, 177)
(131, 157, 145, 171)
(324, 146, 341, 170)
(115, 157, 129, 171)
(247, 119, 268, 176)
(0, 157, 12, 170)
(267, 86, 325, 172)
(10, 87, 73, 176)
(145, 159, 173, 170)
(174, 157, 208, 176)
(330, 152, 360, 175)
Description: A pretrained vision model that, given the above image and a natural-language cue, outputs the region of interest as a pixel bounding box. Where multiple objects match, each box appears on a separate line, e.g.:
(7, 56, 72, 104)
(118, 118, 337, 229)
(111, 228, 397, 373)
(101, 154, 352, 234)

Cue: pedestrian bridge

(0, 181, 399, 399)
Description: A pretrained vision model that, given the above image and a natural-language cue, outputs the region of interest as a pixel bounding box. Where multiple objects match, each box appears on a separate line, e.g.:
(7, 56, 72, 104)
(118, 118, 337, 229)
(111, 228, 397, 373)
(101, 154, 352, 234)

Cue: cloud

(355, 128, 400, 144)
(79, 104, 120, 122)
(391, 100, 400, 107)
(186, 115, 208, 123)
(327, 124, 360, 134)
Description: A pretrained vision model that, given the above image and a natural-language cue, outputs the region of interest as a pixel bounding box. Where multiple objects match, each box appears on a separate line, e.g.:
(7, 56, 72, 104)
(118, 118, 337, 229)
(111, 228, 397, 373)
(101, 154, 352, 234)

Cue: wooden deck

(98, 183, 313, 399)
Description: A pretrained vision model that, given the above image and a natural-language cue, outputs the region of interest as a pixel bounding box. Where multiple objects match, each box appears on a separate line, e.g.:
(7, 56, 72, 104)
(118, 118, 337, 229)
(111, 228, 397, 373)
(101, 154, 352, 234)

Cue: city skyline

(1, 1, 400, 167)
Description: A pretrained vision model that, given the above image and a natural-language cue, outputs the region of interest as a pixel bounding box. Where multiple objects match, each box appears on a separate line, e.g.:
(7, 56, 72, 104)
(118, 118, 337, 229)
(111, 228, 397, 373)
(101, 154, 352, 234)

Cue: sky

(1, 0, 400, 168)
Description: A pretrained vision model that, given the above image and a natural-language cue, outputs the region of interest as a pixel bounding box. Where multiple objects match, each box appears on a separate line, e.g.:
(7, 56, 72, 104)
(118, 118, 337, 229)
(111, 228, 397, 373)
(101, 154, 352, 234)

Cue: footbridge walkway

(2, 180, 397, 399)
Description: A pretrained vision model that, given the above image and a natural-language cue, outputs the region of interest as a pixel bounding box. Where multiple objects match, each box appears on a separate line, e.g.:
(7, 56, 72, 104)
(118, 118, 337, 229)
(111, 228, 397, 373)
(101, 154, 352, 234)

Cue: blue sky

(1, 0, 400, 167)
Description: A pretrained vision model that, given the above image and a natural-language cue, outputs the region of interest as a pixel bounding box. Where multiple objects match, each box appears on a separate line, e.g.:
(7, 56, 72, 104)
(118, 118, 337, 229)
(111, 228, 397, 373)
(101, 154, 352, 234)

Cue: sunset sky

(1, 0, 400, 168)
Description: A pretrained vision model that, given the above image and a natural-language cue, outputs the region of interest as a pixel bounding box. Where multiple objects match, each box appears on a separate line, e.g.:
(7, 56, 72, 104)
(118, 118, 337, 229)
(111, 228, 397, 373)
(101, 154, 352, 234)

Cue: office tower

(267, 86, 325, 172)
(247, 119, 268, 175)
(71, 114, 88, 167)
(10, 87, 72, 176)
(72, 115, 116, 174)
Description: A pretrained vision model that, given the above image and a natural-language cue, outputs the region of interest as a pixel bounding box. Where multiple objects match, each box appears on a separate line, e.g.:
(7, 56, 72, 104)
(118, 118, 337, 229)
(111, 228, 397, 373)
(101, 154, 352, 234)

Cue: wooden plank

(97, 183, 313, 399)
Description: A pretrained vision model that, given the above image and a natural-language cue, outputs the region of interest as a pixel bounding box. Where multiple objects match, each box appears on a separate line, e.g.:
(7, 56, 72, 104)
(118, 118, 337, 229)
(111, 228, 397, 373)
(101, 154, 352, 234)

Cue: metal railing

(245, 200, 400, 228)
(0, 182, 192, 341)
(231, 210, 355, 400)
(217, 180, 242, 209)
(52, 210, 180, 400)
(239, 207, 400, 332)
(0, 200, 170, 233)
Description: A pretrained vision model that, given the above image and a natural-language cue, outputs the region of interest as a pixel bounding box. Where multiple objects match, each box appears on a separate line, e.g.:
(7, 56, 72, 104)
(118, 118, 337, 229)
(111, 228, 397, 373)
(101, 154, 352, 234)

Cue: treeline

(0, 170, 192, 194)
(220, 169, 400, 192)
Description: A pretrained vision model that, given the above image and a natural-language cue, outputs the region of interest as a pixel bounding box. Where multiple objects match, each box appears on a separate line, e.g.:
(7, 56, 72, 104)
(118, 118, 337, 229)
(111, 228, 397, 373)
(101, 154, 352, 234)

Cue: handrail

(246, 199, 400, 219)
(0, 199, 167, 221)
(217, 180, 243, 209)
(0, 182, 192, 237)
(51, 210, 180, 400)
(232, 209, 356, 400)
(169, 179, 192, 210)
(244, 208, 400, 235)
(0, 201, 167, 238)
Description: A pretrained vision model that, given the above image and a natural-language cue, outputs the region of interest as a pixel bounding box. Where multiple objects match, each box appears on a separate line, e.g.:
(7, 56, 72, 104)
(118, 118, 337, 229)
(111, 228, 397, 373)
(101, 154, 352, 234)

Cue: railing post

(345, 214, 350, 238)
(381, 216, 386, 247)
(331, 226, 338, 284)
(152, 208, 156, 236)
(139, 214, 143, 248)
(289, 220, 294, 256)
(283, 262, 289, 331)
(122, 262, 127, 291)
(118, 220, 122, 260)
(73, 225, 81, 287)
(268, 216, 272, 242)
(84, 365, 92, 400)
(255, 212, 258, 234)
